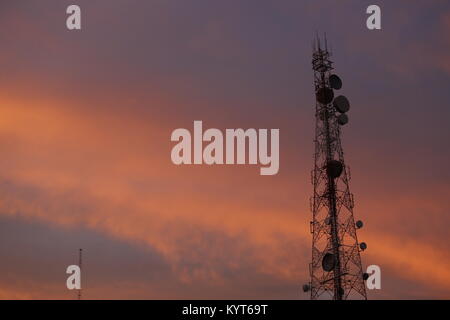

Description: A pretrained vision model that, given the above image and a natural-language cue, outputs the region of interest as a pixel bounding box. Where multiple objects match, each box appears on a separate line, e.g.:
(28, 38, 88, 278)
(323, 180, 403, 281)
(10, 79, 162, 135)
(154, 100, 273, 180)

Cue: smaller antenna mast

(78, 248, 82, 300)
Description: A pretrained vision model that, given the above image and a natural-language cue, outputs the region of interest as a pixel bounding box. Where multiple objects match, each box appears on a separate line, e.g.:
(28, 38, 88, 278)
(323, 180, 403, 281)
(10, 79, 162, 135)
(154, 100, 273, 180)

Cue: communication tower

(303, 36, 368, 300)
(78, 248, 82, 300)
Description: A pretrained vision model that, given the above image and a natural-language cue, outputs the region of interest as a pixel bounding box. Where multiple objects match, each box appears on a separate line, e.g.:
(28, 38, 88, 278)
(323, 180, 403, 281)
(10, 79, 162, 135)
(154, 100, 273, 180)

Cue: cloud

(0, 0, 449, 299)
(0, 92, 449, 298)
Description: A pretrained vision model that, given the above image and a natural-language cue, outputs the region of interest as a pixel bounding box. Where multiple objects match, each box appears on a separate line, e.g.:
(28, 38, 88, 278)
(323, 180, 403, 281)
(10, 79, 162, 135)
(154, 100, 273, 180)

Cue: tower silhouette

(303, 36, 368, 300)
(78, 248, 82, 300)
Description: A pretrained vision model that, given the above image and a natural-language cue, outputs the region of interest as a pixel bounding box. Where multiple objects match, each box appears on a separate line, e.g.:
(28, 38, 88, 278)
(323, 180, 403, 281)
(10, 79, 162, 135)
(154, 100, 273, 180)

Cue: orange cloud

(0, 89, 449, 299)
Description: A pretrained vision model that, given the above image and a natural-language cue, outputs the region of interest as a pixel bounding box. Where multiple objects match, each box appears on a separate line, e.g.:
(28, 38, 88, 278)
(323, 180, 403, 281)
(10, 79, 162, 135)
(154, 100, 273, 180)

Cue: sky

(0, 0, 450, 299)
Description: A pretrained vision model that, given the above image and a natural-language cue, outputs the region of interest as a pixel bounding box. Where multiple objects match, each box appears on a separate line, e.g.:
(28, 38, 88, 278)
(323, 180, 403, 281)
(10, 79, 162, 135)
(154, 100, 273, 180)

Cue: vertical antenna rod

(78, 248, 82, 300)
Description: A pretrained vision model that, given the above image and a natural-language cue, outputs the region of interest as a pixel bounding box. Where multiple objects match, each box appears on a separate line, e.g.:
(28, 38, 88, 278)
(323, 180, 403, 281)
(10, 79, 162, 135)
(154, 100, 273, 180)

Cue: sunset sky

(0, 0, 450, 299)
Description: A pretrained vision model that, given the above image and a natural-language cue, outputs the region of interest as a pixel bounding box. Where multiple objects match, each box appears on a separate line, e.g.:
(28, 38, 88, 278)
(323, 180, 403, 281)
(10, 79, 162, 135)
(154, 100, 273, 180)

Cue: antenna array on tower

(303, 36, 368, 300)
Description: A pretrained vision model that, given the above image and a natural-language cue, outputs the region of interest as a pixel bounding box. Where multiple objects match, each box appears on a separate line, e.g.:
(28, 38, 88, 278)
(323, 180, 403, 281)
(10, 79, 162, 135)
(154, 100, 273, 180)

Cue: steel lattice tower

(303, 37, 367, 300)
(78, 248, 82, 300)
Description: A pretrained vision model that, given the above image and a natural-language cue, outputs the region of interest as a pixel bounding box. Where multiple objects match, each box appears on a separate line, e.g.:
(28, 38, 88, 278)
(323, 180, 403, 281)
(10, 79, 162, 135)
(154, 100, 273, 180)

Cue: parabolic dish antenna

(329, 74, 342, 90)
(322, 253, 335, 272)
(337, 113, 348, 125)
(326, 160, 343, 179)
(333, 95, 350, 113)
(316, 87, 334, 105)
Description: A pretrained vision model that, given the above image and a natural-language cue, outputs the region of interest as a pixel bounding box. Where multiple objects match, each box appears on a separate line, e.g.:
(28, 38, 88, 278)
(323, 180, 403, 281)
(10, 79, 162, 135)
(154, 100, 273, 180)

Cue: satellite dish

(333, 95, 350, 113)
(355, 220, 363, 229)
(322, 253, 335, 272)
(326, 160, 343, 178)
(359, 242, 367, 251)
(329, 74, 342, 90)
(337, 113, 348, 125)
(302, 284, 311, 292)
(362, 273, 369, 281)
(316, 87, 334, 105)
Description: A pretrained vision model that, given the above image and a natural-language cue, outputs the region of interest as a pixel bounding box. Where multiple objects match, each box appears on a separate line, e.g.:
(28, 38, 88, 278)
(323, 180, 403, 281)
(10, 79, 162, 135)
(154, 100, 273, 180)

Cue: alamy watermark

(66, 265, 81, 290)
(171, 121, 280, 175)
